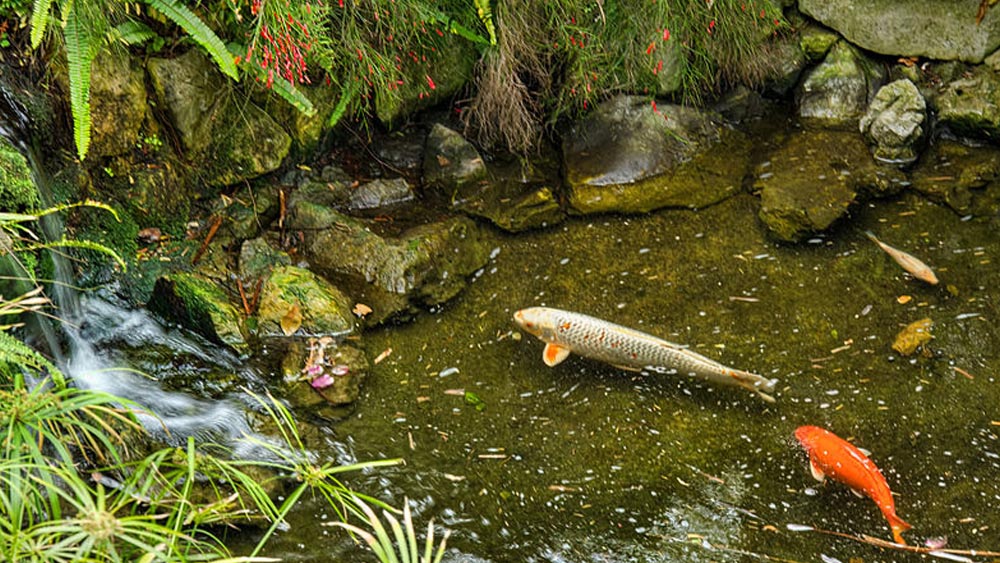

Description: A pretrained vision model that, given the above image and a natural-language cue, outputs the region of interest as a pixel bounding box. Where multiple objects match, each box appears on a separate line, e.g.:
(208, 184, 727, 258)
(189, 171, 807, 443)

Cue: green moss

(148, 273, 247, 353)
(0, 137, 38, 211)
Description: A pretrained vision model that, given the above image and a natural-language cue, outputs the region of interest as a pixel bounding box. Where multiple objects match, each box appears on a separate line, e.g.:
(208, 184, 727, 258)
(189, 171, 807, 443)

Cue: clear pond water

(241, 185, 1000, 562)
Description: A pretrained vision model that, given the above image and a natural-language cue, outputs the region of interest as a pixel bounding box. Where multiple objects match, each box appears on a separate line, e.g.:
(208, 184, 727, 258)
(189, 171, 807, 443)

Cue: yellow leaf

(280, 304, 302, 336)
(353, 302, 373, 317)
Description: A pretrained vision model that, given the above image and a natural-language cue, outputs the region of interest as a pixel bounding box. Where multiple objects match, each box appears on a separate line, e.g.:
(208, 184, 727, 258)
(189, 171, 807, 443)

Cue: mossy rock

(0, 136, 37, 210)
(255, 265, 355, 338)
(148, 272, 247, 354)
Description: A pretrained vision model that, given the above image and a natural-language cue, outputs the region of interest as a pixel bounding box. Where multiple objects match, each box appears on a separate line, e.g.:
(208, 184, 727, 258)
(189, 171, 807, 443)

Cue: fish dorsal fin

(809, 458, 826, 482)
(543, 343, 571, 367)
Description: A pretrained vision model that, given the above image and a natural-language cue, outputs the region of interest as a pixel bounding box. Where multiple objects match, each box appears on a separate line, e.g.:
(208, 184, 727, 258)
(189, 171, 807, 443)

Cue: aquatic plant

(329, 496, 451, 563)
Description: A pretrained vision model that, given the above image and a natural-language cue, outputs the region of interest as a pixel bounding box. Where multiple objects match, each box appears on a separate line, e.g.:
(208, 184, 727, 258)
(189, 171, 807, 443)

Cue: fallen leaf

(310, 374, 334, 389)
(280, 304, 302, 336)
(892, 317, 933, 356)
(436, 154, 451, 167)
(897, 295, 912, 304)
(373, 347, 392, 364)
(353, 303, 373, 317)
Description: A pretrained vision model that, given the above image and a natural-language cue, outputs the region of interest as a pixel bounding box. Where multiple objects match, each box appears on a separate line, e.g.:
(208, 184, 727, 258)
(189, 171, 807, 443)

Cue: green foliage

(330, 497, 451, 563)
(139, 0, 237, 80)
(228, 42, 314, 116)
(0, 138, 38, 211)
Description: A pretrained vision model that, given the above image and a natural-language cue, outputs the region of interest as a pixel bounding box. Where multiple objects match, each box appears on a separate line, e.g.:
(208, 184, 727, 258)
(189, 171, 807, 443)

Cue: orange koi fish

(513, 307, 776, 402)
(794, 425, 911, 544)
(865, 231, 938, 285)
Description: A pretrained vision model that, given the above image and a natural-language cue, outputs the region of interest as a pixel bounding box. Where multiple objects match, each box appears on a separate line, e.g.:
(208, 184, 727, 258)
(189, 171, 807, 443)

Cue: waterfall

(0, 88, 273, 458)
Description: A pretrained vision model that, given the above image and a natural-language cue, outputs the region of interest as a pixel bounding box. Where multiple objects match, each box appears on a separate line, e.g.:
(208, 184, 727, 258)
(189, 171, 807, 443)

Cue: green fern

(475, 0, 497, 46)
(0, 330, 64, 388)
(111, 20, 158, 46)
(28, 0, 52, 49)
(140, 0, 238, 80)
(63, 1, 94, 161)
(228, 43, 314, 116)
(327, 82, 355, 128)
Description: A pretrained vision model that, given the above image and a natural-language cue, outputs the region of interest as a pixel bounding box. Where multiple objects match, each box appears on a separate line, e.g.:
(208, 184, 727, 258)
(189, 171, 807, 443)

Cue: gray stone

(147, 49, 291, 187)
(799, 26, 840, 63)
(238, 237, 291, 282)
(423, 124, 488, 203)
(860, 79, 927, 164)
(281, 339, 367, 412)
(562, 95, 747, 214)
(910, 140, 1000, 214)
(348, 178, 415, 210)
(797, 42, 886, 126)
(800, 0, 1000, 63)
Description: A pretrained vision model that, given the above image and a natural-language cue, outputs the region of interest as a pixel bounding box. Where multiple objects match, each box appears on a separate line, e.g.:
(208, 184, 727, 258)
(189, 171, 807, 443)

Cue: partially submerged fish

(512, 307, 776, 402)
(865, 231, 938, 285)
(794, 425, 911, 545)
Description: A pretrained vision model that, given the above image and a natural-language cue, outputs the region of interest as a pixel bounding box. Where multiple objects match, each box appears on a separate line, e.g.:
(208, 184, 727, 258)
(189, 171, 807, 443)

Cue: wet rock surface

(147, 272, 247, 354)
(935, 65, 1000, 141)
(563, 95, 747, 214)
(254, 265, 356, 338)
(422, 124, 488, 204)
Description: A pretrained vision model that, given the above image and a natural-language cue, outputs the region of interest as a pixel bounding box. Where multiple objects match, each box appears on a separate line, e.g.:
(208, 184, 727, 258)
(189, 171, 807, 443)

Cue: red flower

(426, 75, 436, 90)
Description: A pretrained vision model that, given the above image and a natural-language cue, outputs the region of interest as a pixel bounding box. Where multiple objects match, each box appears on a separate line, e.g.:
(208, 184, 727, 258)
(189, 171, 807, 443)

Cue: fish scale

(513, 307, 777, 402)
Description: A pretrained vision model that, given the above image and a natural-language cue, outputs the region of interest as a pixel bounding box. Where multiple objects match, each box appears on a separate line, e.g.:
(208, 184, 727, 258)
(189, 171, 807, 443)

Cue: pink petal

(331, 364, 350, 376)
(310, 374, 335, 389)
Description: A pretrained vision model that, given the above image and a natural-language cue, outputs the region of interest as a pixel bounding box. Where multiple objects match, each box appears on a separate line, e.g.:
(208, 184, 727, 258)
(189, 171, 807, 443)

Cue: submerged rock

(255, 265, 355, 338)
(462, 184, 564, 232)
(910, 141, 1000, 214)
(797, 42, 886, 126)
(800, 0, 1000, 63)
(892, 318, 933, 356)
(147, 272, 247, 354)
(562, 95, 747, 214)
(755, 130, 868, 241)
(306, 213, 490, 323)
(860, 79, 927, 164)
(423, 124, 488, 204)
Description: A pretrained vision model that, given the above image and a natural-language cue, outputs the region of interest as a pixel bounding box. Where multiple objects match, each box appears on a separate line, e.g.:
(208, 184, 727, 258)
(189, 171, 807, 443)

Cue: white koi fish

(513, 307, 777, 403)
(865, 231, 938, 285)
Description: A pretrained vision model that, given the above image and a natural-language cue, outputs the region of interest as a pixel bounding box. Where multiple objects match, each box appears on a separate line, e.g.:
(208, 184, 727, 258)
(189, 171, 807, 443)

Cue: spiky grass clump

(465, 0, 789, 152)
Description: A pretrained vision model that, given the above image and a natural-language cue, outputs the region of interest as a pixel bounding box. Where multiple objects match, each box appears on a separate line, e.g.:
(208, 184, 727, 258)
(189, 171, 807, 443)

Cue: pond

(243, 169, 1000, 562)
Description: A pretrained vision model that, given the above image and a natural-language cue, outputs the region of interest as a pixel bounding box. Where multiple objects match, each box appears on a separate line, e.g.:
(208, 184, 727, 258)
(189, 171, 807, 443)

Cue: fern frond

(475, 0, 497, 46)
(29, 0, 53, 49)
(63, 1, 93, 161)
(140, 0, 238, 80)
(228, 43, 314, 116)
(327, 82, 355, 128)
(0, 330, 65, 389)
(111, 20, 158, 46)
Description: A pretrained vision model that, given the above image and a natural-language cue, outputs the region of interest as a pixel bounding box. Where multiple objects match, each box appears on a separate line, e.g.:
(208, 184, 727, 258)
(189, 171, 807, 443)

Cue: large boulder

(147, 49, 291, 187)
(800, 0, 1000, 63)
(562, 95, 748, 214)
(797, 42, 886, 126)
(88, 50, 148, 158)
(935, 66, 1000, 141)
(375, 37, 477, 126)
(860, 79, 927, 164)
(305, 212, 490, 323)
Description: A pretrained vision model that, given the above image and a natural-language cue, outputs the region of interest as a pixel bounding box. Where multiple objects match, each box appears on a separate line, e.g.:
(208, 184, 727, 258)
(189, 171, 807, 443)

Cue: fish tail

(729, 369, 778, 402)
(864, 230, 879, 243)
(887, 512, 912, 545)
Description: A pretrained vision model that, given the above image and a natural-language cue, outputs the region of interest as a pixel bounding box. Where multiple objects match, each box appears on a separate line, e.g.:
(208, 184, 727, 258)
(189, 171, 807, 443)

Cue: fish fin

(864, 230, 879, 243)
(612, 364, 644, 372)
(543, 343, 571, 367)
(755, 389, 777, 403)
(809, 459, 826, 482)
(850, 488, 865, 499)
(887, 513, 912, 545)
(857, 447, 872, 457)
